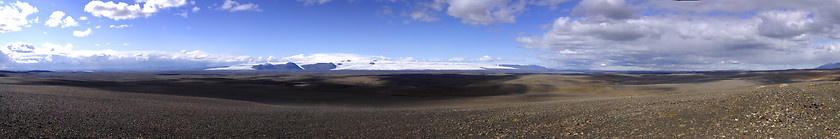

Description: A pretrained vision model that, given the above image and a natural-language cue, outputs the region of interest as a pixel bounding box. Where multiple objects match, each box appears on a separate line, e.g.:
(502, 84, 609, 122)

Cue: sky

(1, 0, 839, 71)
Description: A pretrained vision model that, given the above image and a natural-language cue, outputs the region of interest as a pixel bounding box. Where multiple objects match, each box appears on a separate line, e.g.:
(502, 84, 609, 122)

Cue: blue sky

(1, 0, 567, 66)
(2, 0, 840, 71)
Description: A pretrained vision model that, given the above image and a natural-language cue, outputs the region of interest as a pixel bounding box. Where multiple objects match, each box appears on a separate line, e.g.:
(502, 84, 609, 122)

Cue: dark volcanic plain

(1, 70, 840, 138)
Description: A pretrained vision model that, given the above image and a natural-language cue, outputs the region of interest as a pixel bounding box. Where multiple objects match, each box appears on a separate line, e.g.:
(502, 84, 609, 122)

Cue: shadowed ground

(1, 70, 840, 137)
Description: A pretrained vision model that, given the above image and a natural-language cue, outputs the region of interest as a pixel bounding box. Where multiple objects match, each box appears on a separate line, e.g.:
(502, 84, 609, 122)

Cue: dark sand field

(2, 70, 840, 138)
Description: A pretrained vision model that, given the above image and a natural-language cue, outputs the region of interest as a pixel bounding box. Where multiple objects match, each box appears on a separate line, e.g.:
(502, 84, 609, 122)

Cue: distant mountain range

(816, 63, 840, 69)
(207, 61, 552, 71)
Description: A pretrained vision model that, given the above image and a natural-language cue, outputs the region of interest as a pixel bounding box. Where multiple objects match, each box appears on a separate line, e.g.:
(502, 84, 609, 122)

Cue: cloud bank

(516, 0, 840, 70)
(307, 0, 572, 25)
(0, 43, 509, 71)
(0, 42, 253, 71)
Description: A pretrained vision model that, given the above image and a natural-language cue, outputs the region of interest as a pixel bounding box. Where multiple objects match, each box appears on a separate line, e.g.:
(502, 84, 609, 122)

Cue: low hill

(816, 62, 840, 69)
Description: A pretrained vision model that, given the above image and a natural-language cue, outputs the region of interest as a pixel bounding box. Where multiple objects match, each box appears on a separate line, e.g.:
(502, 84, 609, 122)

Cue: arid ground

(1, 70, 840, 138)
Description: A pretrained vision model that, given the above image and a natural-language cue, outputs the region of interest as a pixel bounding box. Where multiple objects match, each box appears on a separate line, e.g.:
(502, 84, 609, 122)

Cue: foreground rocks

(1, 81, 839, 138)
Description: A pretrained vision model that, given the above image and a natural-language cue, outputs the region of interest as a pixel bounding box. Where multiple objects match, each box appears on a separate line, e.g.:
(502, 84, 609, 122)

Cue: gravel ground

(1, 81, 839, 138)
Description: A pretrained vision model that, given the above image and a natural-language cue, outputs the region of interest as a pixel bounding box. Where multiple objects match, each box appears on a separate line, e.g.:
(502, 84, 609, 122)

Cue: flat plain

(1, 70, 840, 138)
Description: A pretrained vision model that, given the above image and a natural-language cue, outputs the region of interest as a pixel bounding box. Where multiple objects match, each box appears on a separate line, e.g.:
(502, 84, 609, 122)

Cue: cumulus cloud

(44, 11, 79, 28)
(191, 7, 200, 12)
(0, 1, 38, 33)
(571, 0, 636, 20)
(84, 1, 144, 20)
(63, 16, 78, 27)
(445, 0, 527, 25)
(220, 0, 261, 12)
(756, 10, 818, 39)
(518, 0, 840, 70)
(72, 28, 92, 37)
(84, 0, 187, 20)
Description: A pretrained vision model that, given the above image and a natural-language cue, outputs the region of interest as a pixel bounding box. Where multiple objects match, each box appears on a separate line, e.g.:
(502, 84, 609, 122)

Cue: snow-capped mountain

(206, 60, 530, 71)
(205, 53, 550, 71)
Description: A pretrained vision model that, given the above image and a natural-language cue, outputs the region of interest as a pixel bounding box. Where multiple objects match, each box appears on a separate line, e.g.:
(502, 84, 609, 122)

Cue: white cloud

(443, 55, 504, 62)
(109, 24, 132, 28)
(140, 0, 188, 8)
(410, 10, 439, 22)
(379, 6, 393, 17)
(0, 50, 7, 63)
(192, 7, 200, 12)
(477, 55, 502, 61)
(28, 16, 38, 24)
(531, 0, 572, 9)
(635, 0, 834, 14)
(756, 10, 818, 39)
(61, 16, 79, 28)
(297, 0, 331, 6)
(84, 1, 145, 20)
(4, 42, 35, 53)
(175, 11, 188, 17)
(41, 42, 74, 54)
(446, 0, 527, 25)
(79, 16, 88, 20)
(72, 28, 92, 37)
(44, 11, 63, 27)
(0, 1, 38, 33)
(399, 0, 446, 23)
(220, 0, 261, 12)
(571, 0, 636, 20)
(84, 0, 187, 20)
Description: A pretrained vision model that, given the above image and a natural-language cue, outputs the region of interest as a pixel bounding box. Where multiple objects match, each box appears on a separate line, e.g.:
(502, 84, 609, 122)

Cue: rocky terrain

(1, 70, 839, 138)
